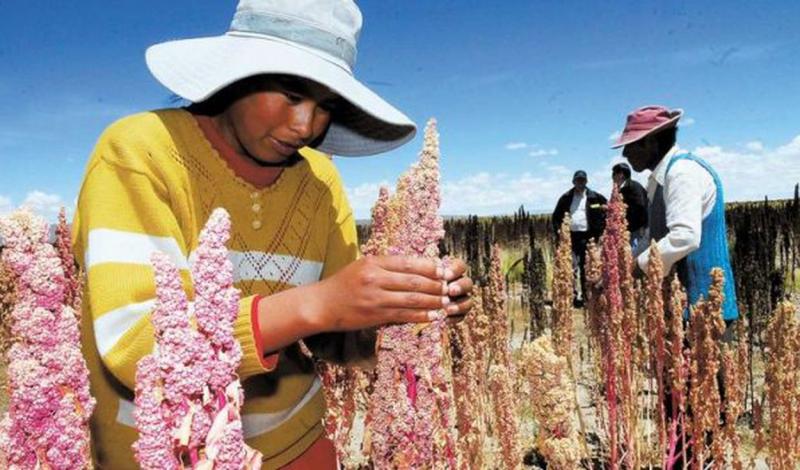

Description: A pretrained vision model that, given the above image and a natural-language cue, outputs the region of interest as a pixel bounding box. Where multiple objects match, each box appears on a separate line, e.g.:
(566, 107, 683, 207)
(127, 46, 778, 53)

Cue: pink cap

(611, 105, 683, 149)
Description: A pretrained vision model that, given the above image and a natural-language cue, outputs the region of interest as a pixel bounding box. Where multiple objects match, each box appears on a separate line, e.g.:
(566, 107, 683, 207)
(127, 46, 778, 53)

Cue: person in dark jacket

(552, 170, 607, 306)
(612, 162, 648, 250)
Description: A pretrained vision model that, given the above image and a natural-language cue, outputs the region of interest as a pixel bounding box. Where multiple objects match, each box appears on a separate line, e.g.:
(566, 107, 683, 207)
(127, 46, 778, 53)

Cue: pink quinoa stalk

(552, 216, 574, 359)
(0, 209, 95, 469)
(361, 186, 391, 257)
(319, 184, 391, 468)
(55, 208, 82, 315)
(686, 268, 726, 469)
(523, 335, 582, 469)
(763, 300, 800, 469)
(664, 275, 688, 469)
(482, 245, 520, 465)
(600, 186, 626, 470)
(132, 208, 261, 470)
(550, 217, 590, 461)
(614, 191, 639, 470)
(466, 287, 491, 380)
(318, 361, 364, 467)
(484, 243, 528, 464)
(486, 244, 512, 369)
(449, 306, 486, 469)
(365, 119, 459, 469)
(488, 363, 522, 469)
(0, 261, 17, 364)
(720, 323, 747, 470)
(644, 241, 669, 466)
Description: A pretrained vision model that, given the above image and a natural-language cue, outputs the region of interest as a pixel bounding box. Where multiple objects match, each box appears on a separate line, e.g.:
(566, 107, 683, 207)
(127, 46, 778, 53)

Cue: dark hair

(612, 162, 631, 179)
(186, 74, 279, 116)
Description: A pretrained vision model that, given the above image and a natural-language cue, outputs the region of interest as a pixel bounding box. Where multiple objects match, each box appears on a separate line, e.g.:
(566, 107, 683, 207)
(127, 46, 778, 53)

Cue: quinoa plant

(720, 318, 748, 470)
(644, 241, 668, 465)
(686, 268, 726, 468)
(132, 208, 261, 470)
(0, 210, 95, 469)
(55, 208, 82, 315)
(551, 215, 573, 358)
(449, 306, 486, 469)
(485, 244, 512, 370)
(664, 275, 689, 469)
(763, 300, 800, 469)
(522, 335, 582, 469)
(364, 119, 459, 469)
(0, 262, 16, 364)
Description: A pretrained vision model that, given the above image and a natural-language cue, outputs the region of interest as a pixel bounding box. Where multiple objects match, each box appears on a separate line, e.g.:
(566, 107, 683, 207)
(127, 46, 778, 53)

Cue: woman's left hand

(443, 258, 473, 319)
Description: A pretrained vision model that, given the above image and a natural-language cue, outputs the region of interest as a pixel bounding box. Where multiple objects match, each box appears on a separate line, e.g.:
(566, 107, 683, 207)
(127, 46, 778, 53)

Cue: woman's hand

(442, 257, 473, 321)
(308, 255, 473, 332)
(256, 255, 473, 354)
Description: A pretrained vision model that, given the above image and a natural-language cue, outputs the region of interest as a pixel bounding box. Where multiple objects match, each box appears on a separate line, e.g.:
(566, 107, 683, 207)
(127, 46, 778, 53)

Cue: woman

(72, 1, 473, 467)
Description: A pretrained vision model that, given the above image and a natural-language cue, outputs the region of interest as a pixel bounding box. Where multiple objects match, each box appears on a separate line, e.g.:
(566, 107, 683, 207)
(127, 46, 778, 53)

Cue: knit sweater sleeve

(72, 126, 275, 391)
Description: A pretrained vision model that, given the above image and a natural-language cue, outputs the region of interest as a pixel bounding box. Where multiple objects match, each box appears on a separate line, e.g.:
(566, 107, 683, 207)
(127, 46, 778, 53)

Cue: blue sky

(1, 1, 799, 219)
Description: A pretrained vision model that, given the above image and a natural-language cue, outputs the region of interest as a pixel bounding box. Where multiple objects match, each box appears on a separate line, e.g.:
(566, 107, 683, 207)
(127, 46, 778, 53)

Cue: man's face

(612, 171, 626, 186)
(573, 178, 587, 191)
(622, 135, 659, 172)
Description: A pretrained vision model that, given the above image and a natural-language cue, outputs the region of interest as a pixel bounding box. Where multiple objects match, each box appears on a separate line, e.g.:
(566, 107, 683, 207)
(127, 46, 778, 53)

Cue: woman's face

(221, 75, 340, 164)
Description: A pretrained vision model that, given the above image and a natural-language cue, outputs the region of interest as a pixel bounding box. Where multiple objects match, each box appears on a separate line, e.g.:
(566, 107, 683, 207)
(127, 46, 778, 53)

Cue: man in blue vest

(613, 104, 738, 469)
(612, 105, 738, 322)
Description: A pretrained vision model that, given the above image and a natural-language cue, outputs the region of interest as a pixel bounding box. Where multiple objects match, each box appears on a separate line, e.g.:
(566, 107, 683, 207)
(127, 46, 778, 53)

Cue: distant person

(552, 170, 607, 307)
(612, 105, 738, 321)
(611, 162, 648, 250)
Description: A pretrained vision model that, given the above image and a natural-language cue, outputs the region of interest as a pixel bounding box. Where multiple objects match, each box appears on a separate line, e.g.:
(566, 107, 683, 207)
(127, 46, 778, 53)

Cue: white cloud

(6, 191, 70, 220)
(21, 191, 65, 217)
(439, 171, 569, 216)
(504, 142, 528, 150)
(0, 191, 71, 222)
(682, 117, 696, 127)
(608, 130, 622, 142)
(693, 135, 800, 202)
(529, 148, 559, 157)
(504, 141, 559, 156)
(745, 141, 764, 152)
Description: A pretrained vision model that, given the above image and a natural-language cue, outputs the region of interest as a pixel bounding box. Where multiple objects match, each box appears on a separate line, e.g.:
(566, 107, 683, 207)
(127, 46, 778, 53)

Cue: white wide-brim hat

(146, 0, 416, 157)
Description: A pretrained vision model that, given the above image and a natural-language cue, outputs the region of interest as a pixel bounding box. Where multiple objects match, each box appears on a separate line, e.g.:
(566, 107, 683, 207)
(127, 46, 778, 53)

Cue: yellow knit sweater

(72, 108, 358, 468)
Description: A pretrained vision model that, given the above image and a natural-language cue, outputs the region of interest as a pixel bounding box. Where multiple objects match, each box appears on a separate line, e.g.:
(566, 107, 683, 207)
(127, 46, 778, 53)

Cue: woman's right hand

(307, 255, 454, 332)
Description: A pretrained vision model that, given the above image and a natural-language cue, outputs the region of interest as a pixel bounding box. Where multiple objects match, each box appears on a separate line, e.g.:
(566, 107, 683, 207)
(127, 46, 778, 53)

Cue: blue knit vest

(653, 153, 739, 320)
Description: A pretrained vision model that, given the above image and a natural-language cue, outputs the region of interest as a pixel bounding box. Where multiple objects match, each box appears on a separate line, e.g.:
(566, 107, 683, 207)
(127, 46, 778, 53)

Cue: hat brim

(610, 109, 683, 149)
(146, 33, 416, 157)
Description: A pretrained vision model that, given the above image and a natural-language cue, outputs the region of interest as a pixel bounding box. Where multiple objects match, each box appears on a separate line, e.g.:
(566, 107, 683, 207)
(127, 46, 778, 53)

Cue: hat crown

(610, 105, 682, 148)
(626, 105, 675, 130)
(230, 0, 362, 70)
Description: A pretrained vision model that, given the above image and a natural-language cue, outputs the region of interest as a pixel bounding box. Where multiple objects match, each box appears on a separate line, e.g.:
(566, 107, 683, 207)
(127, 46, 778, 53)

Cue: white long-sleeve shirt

(636, 146, 717, 277)
(569, 190, 588, 232)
